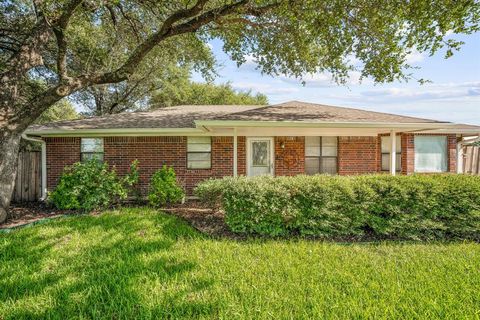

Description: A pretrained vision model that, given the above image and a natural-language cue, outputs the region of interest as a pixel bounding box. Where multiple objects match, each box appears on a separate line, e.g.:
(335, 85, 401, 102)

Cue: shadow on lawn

(0, 209, 218, 319)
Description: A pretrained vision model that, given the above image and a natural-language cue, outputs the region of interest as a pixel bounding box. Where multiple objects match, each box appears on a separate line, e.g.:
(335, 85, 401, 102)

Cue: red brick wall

(45, 137, 81, 189)
(237, 136, 246, 176)
(274, 136, 305, 176)
(104, 136, 243, 194)
(44, 134, 458, 196)
(401, 133, 415, 174)
(338, 136, 379, 175)
(45, 136, 248, 195)
(447, 135, 457, 173)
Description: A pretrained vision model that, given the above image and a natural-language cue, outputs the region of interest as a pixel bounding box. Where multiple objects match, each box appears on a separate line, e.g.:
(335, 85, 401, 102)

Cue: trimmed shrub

(195, 174, 480, 240)
(148, 165, 185, 207)
(49, 159, 138, 211)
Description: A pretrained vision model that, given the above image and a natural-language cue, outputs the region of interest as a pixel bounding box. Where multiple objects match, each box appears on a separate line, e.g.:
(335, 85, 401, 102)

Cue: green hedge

(195, 175, 480, 240)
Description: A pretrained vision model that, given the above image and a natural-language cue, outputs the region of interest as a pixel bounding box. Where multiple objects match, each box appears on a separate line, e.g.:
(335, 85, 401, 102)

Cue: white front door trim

(246, 137, 275, 177)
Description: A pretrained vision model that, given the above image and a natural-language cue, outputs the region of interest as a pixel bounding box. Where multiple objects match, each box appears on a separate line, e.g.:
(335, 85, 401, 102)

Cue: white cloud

(232, 81, 299, 95)
(359, 81, 480, 102)
(405, 49, 426, 64)
(278, 71, 371, 88)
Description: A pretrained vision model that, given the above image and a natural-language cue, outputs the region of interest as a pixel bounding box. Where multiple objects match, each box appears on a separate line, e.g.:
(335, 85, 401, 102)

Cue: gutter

(21, 133, 47, 201)
(194, 120, 457, 129)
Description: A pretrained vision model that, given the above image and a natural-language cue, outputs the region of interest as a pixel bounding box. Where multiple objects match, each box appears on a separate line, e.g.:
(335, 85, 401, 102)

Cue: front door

(247, 137, 274, 176)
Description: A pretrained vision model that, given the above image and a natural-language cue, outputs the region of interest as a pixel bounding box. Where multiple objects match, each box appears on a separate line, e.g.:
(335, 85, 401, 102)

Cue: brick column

(401, 133, 415, 175)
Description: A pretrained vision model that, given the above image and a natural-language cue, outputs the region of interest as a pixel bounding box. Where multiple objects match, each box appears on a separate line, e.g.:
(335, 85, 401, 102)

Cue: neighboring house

(25, 101, 480, 197)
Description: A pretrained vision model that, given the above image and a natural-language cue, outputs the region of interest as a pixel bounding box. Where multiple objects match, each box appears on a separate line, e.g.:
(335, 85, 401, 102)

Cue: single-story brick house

(25, 101, 480, 198)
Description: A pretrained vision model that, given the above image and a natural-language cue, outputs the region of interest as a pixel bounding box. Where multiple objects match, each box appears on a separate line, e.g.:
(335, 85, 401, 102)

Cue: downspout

(21, 133, 47, 201)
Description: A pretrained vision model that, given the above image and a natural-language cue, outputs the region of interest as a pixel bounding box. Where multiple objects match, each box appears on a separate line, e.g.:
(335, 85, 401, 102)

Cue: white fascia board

(194, 120, 456, 129)
(413, 129, 480, 134)
(24, 127, 206, 137)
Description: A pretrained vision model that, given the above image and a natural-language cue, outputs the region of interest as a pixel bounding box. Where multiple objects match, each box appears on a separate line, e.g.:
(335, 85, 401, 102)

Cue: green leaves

(49, 159, 137, 212)
(147, 165, 185, 207)
(150, 80, 268, 108)
(195, 174, 480, 240)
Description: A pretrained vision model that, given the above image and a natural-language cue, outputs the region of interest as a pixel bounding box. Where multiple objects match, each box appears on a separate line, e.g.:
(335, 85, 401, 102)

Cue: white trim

(457, 142, 463, 174)
(390, 130, 396, 176)
(246, 137, 275, 177)
(25, 127, 205, 137)
(196, 120, 455, 129)
(24, 120, 462, 138)
(233, 128, 238, 177)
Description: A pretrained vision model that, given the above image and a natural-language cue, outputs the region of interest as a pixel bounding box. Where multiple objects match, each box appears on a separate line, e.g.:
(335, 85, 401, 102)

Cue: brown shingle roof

(28, 105, 261, 131)
(210, 101, 448, 123)
(29, 100, 470, 133)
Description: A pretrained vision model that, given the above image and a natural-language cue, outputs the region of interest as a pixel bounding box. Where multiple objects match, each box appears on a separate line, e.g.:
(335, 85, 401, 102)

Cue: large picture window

(305, 136, 338, 175)
(187, 137, 211, 169)
(381, 135, 401, 171)
(414, 136, 447, 172)
(81, 138, 104, 162)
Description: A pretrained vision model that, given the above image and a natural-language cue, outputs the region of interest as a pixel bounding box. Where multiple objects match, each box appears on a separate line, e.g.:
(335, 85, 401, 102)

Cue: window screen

(81, 138, 104, 162)
(187, 137, 211, 169)
(381, 135, 401, 171)
(305, 136, 338, 175)
(414, 136, 447, 172)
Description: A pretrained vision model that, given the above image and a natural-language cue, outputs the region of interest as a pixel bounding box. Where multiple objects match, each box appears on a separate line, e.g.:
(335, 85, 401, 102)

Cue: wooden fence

(12, 151, 42, 202)
(463, 145, 480, 175)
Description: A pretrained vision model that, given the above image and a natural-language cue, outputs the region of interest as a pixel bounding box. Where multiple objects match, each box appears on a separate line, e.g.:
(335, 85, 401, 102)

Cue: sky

(192, 33, 480, 125)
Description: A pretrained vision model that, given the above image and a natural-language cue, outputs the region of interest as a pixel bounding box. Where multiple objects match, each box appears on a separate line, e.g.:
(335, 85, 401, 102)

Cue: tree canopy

(36, 99, 79, 124)
(151, 77, 268, 108)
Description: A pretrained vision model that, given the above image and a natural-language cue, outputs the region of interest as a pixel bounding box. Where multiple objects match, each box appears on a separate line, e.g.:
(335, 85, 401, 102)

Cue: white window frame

(381, 135, 401, 172)
(414, 135, 448, 173)
(305, 136, 338, 175)
(80, 138, 104, 162)
(187, 136, 212, 169)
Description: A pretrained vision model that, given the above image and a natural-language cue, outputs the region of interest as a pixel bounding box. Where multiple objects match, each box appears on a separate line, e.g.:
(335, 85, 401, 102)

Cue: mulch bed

(2, 201, 239, 238)
(1, 203, 75, 230)
(163, 201, 245, 239)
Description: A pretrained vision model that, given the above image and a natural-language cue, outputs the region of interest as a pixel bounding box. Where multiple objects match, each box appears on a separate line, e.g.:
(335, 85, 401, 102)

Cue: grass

(0, 207, 479, 319)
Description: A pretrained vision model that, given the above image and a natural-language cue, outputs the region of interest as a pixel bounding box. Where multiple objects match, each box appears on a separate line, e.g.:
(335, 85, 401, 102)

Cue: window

(187, 137, 211, 169)
(381, 135, 401, 171)
(81, 138, 104, 162)
(414, 136, 447, 172)
(305, 136, 338, 175)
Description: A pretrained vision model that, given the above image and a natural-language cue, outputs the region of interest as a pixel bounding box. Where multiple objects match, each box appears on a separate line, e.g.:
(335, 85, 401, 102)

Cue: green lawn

(1, 208, 479, 319)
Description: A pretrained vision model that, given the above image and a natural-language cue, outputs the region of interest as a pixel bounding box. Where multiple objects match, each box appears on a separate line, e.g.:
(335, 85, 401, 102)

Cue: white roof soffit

(412, 129, 480, 134)
(24, 121, 466, 137)
(24, 127, 207, 137)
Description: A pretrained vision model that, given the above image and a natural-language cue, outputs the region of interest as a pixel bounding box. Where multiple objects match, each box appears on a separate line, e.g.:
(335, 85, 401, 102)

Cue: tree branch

(52, 0, 84, 80)
(92, 0, 252, 85)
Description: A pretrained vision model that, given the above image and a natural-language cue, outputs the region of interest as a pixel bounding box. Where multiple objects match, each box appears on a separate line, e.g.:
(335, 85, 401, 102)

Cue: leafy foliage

(148, 165, 185, 207)
(195, 174, 480, 240)
(36, 99, 79, 124)
(151, 77, 268, 108)
(49, 159, 139, 211)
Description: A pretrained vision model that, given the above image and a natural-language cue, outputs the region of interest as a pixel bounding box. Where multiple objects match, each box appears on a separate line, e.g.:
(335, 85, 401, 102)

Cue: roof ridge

(270, 100, 450, 123)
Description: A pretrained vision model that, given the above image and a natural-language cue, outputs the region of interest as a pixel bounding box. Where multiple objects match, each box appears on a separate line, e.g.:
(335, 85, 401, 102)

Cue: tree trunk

(0, 129, 21, 223)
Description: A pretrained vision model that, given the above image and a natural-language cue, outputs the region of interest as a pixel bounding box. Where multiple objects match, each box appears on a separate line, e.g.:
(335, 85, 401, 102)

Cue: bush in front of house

(194, 174, 480, 240)
(148, 165, 185, 207)
(49, 159, 139, 211)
